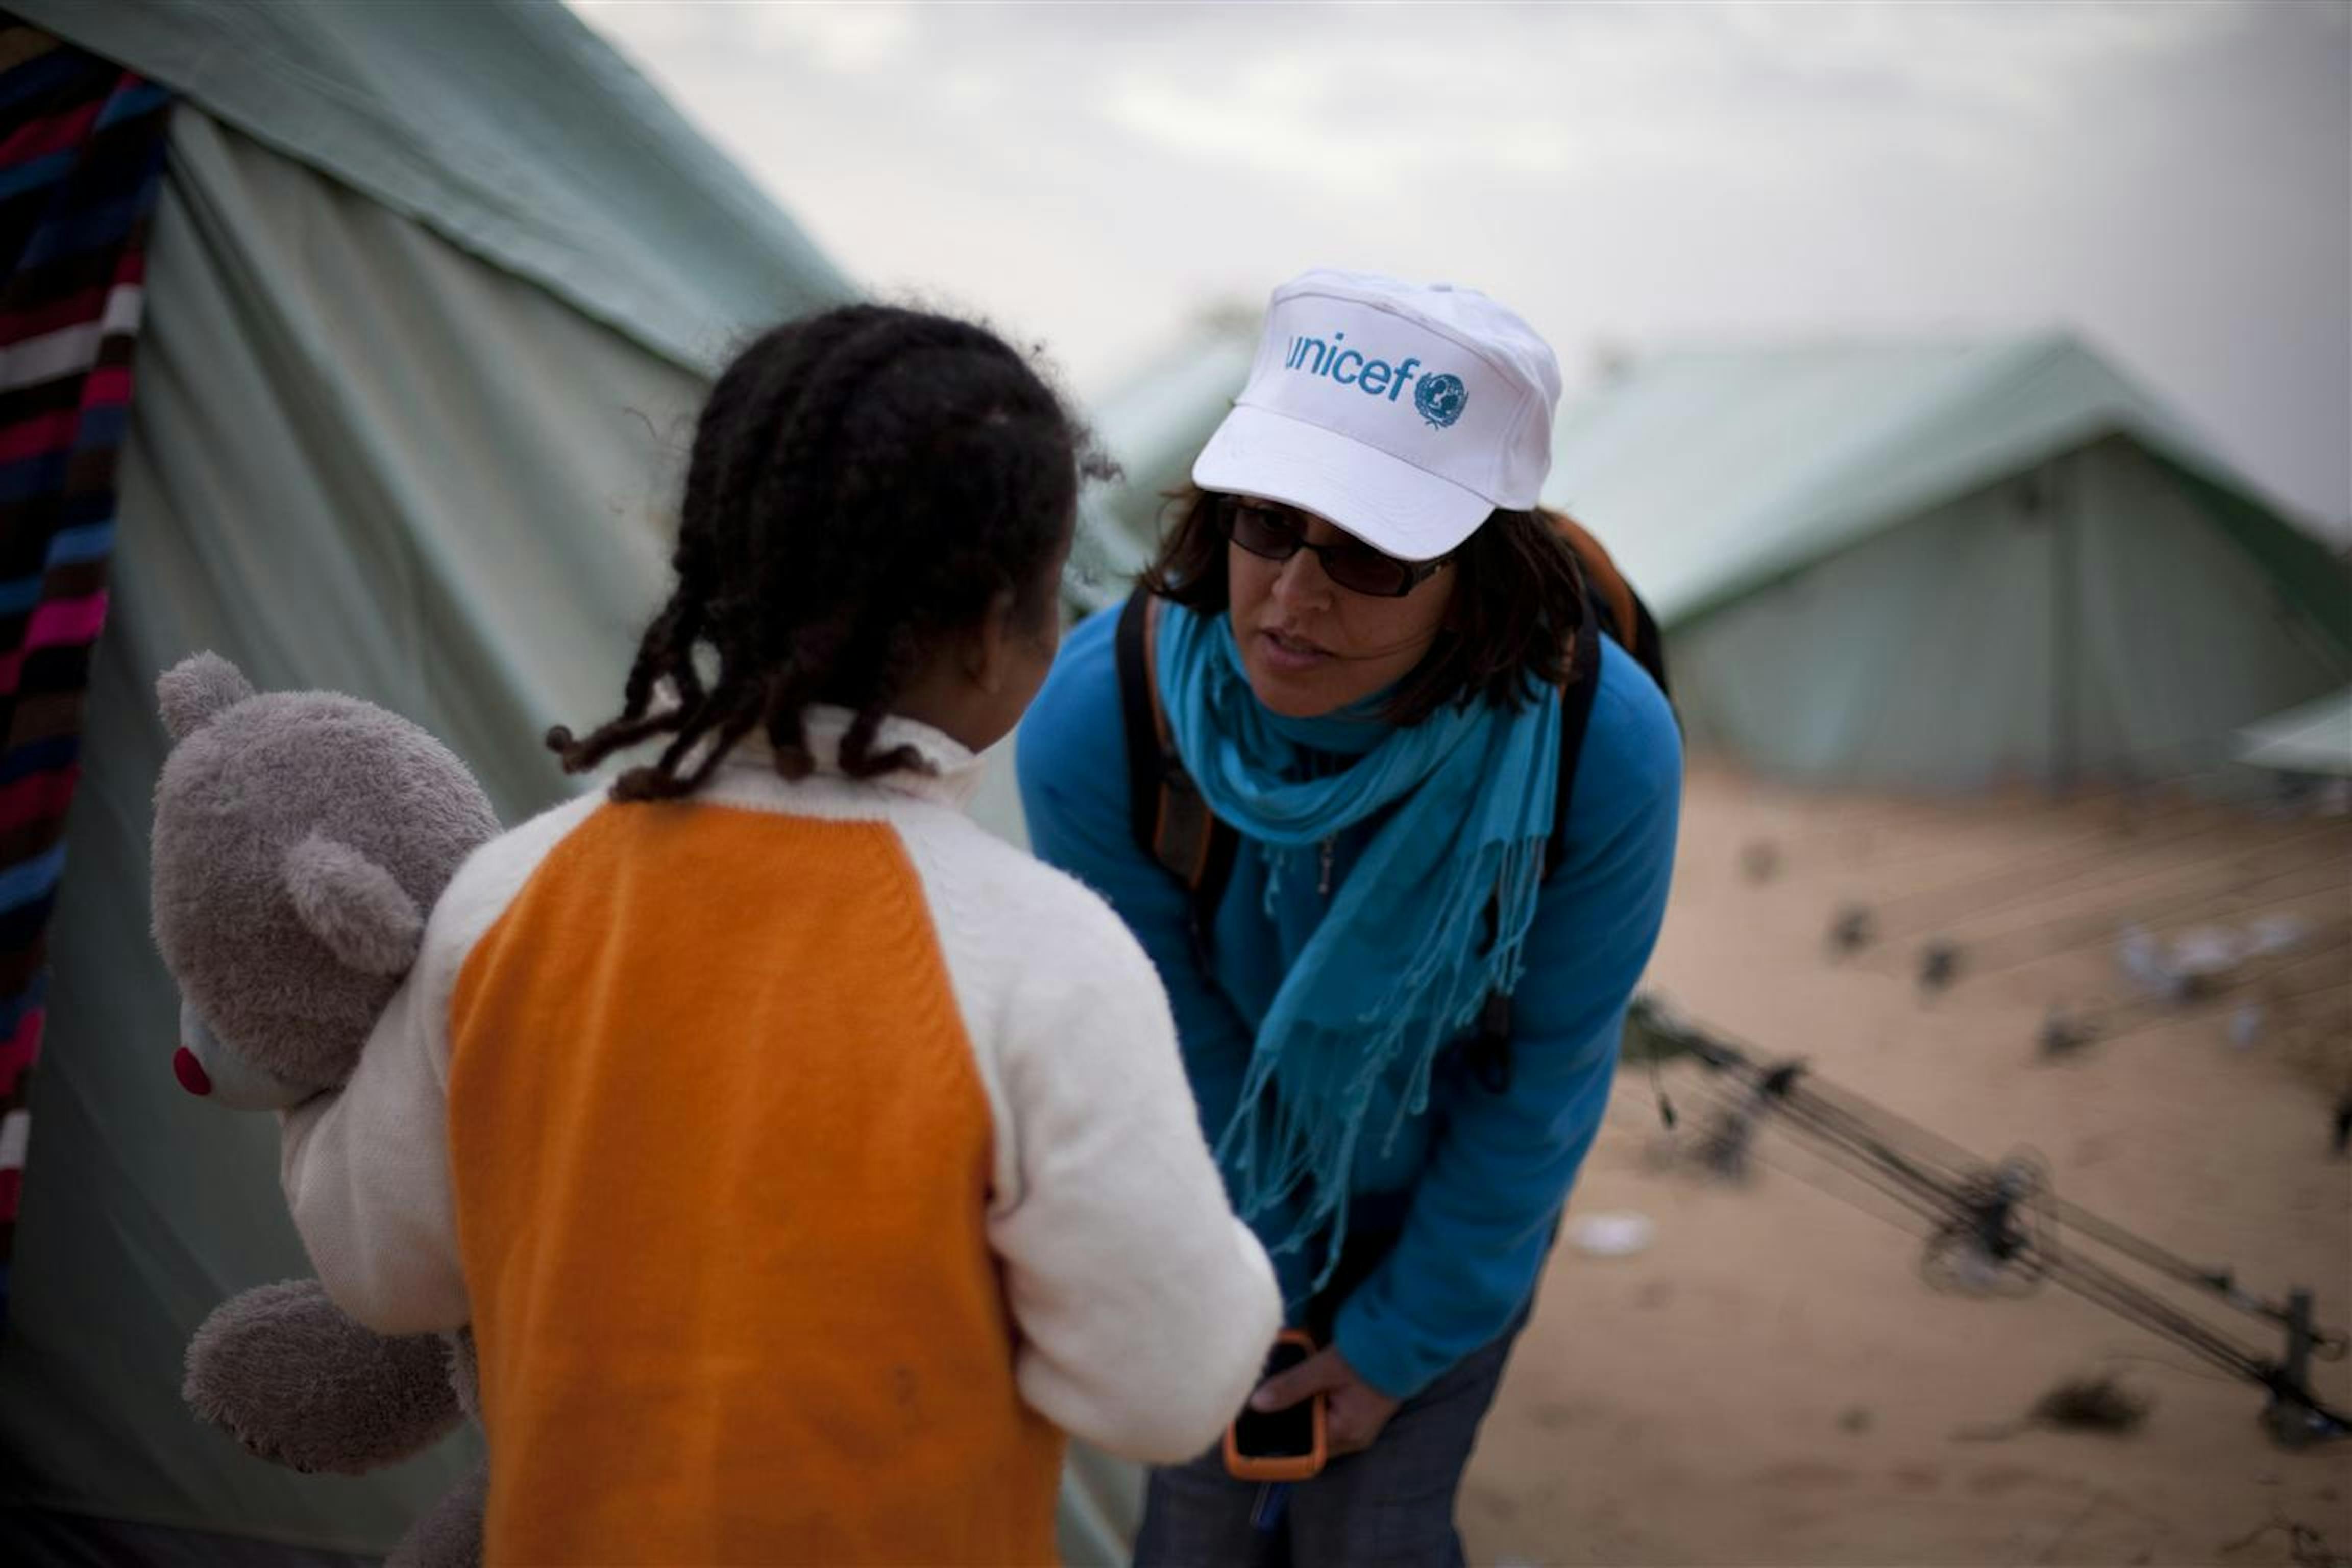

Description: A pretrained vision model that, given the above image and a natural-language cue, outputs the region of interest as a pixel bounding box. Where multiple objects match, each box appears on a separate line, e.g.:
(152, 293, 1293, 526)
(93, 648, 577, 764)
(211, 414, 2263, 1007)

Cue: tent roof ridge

(17, 0, 857, 374)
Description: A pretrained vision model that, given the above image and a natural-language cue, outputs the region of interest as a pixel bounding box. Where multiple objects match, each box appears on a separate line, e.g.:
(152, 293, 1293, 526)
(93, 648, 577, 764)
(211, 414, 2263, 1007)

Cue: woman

(1017, 270, 1682, 1565)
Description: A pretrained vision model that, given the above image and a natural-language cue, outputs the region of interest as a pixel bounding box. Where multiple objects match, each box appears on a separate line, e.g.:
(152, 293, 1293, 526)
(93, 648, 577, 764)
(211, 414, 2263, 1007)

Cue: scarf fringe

(1217, 834, 1550, 1291)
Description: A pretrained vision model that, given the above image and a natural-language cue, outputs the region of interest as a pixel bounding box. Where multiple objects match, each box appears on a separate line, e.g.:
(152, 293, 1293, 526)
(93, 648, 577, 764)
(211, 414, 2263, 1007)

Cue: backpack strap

(1113, 588, 1238, 952)
(1114, 589, 1164, 865)
(1555, 511, 1671, 700)
(1546, 559, 1605, 884)
(1554, 516, 1637, 651)
(1626, 592, 1670, 699)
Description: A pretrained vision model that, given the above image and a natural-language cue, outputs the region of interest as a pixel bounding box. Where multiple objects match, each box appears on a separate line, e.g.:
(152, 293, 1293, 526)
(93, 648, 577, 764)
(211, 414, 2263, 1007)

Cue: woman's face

(1226, 500, 1455, 718)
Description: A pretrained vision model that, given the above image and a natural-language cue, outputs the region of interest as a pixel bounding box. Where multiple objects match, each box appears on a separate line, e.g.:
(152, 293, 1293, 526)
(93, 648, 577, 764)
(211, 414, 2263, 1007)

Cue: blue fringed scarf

(1156, 604, 1561, 1287)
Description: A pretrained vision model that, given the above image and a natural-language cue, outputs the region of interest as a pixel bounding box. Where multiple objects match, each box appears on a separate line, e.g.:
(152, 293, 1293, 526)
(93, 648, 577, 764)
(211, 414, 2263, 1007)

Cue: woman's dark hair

(549, 304, 1108, 798)
(1140, 486, 1586, 727)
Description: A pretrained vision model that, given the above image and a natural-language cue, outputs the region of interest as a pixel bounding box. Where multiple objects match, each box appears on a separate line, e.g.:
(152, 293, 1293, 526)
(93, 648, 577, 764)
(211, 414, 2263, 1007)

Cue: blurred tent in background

(0, 1, 1133, 1561)
(1089, 329, 2352, 795)
(2235, 684, 2352, 777)
(1547, 336, 2352, 792)
(1073, 310, 1257, 599)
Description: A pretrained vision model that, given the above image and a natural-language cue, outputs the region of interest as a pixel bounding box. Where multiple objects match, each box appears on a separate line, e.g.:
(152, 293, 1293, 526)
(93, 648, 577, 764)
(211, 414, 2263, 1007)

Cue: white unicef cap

(1192, 268, 1563, 562)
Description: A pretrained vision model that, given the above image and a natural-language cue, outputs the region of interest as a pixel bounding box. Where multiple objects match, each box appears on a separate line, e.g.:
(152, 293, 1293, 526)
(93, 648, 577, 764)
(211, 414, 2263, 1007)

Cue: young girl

(1019, 271, 1683, 1565)
(279, 306, 1280, 1564)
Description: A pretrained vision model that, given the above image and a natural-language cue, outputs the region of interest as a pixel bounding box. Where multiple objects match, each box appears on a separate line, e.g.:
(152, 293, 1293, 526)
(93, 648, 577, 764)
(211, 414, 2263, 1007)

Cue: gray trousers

(1131, 1309, 1528, 1568)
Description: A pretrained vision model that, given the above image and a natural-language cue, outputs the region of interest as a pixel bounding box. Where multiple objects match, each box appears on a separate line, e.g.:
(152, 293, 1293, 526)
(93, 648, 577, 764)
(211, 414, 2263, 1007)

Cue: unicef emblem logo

(1414, 373, 1467, 429)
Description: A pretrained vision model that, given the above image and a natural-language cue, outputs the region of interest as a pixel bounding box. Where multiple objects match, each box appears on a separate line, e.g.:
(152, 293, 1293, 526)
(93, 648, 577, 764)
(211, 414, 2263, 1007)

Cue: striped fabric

(0, 19, 170, 1323)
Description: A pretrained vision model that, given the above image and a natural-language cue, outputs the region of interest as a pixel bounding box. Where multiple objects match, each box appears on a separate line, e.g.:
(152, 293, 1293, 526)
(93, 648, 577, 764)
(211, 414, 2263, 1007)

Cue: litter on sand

(1570, 1211, 1657, 1259)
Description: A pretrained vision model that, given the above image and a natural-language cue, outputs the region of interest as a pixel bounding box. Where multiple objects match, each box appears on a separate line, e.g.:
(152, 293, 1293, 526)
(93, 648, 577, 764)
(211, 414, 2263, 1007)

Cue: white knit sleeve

(279, 948, 468, 1335)
(279, 794, 600, 1336)
(899, 810, 1282, 1462)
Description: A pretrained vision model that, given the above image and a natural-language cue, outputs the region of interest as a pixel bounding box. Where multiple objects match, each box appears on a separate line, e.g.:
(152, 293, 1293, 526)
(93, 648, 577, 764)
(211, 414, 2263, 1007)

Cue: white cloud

(564, 0, 2351, 525)
(1720, 0, 2247, 115)
(576, 0, 914, 73)
(1088, 10, 2070, 197)
(568, 0, 703, 53)
(741, 2, 914, 72)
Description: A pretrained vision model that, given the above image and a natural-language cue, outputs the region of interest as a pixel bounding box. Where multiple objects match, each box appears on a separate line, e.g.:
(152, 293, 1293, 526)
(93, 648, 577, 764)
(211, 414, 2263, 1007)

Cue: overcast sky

(571, 1, 2351, 534)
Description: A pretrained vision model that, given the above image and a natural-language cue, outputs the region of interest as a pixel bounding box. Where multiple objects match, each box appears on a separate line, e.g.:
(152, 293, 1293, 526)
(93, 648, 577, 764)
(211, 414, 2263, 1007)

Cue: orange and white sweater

(281, 710, 1279, 1566)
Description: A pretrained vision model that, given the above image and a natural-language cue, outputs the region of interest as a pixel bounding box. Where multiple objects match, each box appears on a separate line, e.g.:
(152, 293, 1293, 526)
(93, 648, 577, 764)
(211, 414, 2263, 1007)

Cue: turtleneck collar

(715, 704, 985, 812)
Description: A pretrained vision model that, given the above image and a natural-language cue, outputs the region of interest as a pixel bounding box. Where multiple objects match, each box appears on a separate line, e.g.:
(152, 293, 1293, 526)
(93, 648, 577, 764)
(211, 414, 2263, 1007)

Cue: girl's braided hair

(549, 304, 1105, 798)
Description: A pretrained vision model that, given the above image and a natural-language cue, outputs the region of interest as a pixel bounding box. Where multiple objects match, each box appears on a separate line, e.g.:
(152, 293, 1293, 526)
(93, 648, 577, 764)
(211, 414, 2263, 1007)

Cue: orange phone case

(1223, 1329, 1329, 1482)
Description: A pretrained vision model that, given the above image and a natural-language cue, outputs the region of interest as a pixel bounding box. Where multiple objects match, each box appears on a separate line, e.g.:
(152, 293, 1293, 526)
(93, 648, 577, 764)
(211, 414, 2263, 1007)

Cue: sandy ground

(1461, 764, 2352, 1567)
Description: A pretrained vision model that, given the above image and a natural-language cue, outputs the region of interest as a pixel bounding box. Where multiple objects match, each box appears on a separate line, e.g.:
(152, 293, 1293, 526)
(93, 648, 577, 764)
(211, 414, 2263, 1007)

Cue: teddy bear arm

(184, 1279, 464, 1474)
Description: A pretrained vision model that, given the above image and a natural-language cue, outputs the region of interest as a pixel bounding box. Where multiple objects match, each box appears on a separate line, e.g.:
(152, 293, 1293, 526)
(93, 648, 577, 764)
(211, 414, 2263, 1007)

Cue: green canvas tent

(2236, 685, 2352, 777)
(1545, 336, 2352, 791)
(0, 1, 1131, 1559)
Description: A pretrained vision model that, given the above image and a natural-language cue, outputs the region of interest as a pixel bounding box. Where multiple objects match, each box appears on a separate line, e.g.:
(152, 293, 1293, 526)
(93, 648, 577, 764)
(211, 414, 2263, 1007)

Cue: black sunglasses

(1216, 497, 1447, 598)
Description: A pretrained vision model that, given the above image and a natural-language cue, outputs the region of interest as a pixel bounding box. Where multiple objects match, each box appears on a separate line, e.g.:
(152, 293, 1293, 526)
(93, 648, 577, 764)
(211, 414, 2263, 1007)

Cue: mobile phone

(1223, 1329, 1328, 1482)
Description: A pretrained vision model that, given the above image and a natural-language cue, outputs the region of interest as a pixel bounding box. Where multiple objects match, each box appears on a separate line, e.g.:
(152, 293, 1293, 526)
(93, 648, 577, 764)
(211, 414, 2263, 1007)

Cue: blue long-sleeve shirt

(1017, 605, 1682, 1399)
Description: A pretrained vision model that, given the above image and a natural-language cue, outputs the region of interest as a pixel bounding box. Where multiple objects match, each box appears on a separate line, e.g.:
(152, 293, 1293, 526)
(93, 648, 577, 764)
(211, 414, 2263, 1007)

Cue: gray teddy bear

(151, 652, 501, 1567)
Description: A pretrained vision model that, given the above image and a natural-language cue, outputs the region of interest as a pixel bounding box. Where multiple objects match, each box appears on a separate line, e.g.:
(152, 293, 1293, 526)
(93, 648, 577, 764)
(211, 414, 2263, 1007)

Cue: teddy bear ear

(282, 832, 424, 977)
(157, 653, 258, 743)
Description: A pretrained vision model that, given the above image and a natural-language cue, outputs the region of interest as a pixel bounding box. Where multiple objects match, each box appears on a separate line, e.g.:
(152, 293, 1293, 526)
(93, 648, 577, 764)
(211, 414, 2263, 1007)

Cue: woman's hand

(1247, 1344, 1401, 1457)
